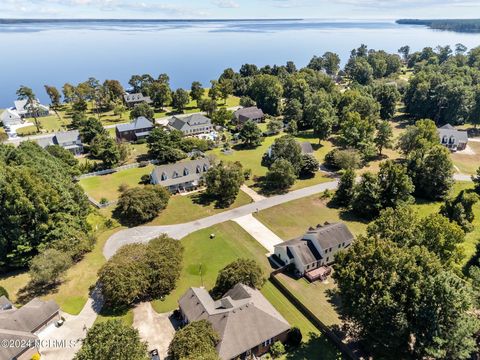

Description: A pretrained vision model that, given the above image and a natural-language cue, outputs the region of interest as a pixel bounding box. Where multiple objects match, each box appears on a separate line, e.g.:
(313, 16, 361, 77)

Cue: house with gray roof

(115, 116, 154, 142)
(178, 283, 290, 360)
(123, 93, 153, 108)
(35, 130, 84, 155)
(274, 222, 354, 280)
(233, 107, 265, 128)
(150, 158, 210, 193)
(438, 124, 468, 151)
(0, 296, 60, 360)
(168, 114, 213, 136)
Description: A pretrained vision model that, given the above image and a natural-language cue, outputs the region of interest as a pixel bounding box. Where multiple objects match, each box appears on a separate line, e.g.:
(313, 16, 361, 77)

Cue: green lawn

(79, 165, 154, 202)
(254, 193, 368, 241)
(147, 189, 252, 225)
(151, 221, 340, 358)
(151, 221, 271, 313)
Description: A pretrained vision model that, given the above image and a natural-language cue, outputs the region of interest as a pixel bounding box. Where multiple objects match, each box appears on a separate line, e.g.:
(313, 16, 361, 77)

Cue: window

(326, 257, 329, 262)
(196, 165, 201, 174)
(338, 244, 341, 249)
(161, 173, 168, 181)
(449, 136, 455, 144)
(442, 135, 447, 144)
(184, 168, 189, 176)
(263, 338, 273, 347)
(173, 171, 179, 178)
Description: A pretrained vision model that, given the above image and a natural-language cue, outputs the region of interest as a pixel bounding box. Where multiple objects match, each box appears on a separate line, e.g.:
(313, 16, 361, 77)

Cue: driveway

(240, 184, 266, 202)
(103, 180, 339, 259)
(233, 214, 283, 253)
(133, 303, 178, 358)
(38, 286, 103, 360)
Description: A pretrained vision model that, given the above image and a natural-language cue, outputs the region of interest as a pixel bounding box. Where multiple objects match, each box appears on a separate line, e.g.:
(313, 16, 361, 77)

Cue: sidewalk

(240, 184, 266, 202)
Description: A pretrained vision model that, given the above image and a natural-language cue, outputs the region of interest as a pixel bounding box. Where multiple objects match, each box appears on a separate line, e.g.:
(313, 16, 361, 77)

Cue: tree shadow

(190, 192, 230, 209)
(337, 209, 370, 225)
(16, 281, 61, 305)
(285, 332, 342, 359)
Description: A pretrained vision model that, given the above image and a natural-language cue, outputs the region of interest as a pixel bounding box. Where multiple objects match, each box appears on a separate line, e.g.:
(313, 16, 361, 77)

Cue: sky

(1, 0, 480, 20)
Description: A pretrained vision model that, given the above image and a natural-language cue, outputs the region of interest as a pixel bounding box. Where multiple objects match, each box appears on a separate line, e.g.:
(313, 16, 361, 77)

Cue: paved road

(103, 180, 339, 259)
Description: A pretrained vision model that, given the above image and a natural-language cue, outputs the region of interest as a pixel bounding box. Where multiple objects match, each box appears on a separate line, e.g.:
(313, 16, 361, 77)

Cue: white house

(1, 108, 23, 126)
(14, 100, 49, 118)
(274, 222, 354, 280)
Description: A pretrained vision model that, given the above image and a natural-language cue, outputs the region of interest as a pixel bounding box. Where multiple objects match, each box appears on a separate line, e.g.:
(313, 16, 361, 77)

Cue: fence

(269, 272, 360, 360)
(76, 159, 159, 179)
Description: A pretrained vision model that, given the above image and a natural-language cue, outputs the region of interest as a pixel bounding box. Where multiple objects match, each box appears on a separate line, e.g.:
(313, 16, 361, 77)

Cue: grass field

(254, 193, 368, 241)
(79, 165, 154, 202)
(451, 141, 480, 175)
(151, 221, 341, 358)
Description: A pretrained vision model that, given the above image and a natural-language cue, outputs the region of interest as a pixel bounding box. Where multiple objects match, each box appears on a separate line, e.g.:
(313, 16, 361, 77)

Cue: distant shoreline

(0, 18, 304, 24)
(397, 19, 480, 33)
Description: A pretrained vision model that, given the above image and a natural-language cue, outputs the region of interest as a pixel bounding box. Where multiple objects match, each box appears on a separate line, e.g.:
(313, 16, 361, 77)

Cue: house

(233, 107, 265, 127)
(36, 130, 84, 155)
(298, 141, 314, 155)
(178, 283, 291, 360)
(438, 124, 468, 151)
(14, 99, 49, 118)
(1, 108, 23, 127)
(150, 158, 210, 193)
(267, 141, 313, 158)
(0, 296, 60, 360)
(115, 116, 154, 142)
(123, 93, 153, 108)
(274, 222, 354, 281)
(168, 114, 213, 136)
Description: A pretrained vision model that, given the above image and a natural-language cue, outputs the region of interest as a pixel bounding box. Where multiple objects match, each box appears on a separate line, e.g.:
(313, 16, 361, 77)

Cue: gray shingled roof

(305, 222, 354, 250)
(0, 329, 38, 360)
(0, 296, 13, 311)
(299, 142, 313, 154)
(438, 124, 468, 145)
(168, 114, 212, 132)
(234, 107, 264, 122)
(0, 298, 59, 333)
(117, 116, 154, 132)
(151, 158, 210, 187)
(55, 130, 81, 145)
(179, 284, 290, 360)
(275, 222, 354, 267)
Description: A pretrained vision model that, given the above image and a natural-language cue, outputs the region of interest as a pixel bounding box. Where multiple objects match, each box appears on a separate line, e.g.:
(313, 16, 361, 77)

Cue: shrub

(98, 235, 183, 308)
(74, 320, 148, 360)
(270, 341, 286, 358)
(113, 185, 170, 226)
(0, 286, 9, 299)
(300, 154, 319, 177)
(264, 159, 296, 191)
(100, 197, 109, 205)
(211, 259, 264, 299)
(168, 320, 220, 360)
(29, 249, 73, 286)
(118, 183, 129, 193)
(287, 327, 303, 348)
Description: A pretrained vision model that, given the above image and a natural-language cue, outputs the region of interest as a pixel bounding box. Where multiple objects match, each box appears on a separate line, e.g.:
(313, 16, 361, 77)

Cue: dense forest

(397, 19, 480, 33)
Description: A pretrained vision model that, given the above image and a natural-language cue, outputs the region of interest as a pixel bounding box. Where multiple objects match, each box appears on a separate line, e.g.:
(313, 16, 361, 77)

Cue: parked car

(149, 349, 160, 360)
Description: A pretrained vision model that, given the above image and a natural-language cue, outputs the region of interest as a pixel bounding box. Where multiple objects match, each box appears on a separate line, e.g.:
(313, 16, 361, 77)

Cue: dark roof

(275, 222, 354, 267)
(151, 158, 210, 187)
(299, 142, 314, 154)
(234, 107, 264, 122)
(0, 329, 38, 360)
(0, 298, 59, 333)
(117, 116, 154, 133)
(304, 222, 354, 250)
(168, 114, 212, 132)
(438, 125, 468, 144)
(179, 284, 290, 360)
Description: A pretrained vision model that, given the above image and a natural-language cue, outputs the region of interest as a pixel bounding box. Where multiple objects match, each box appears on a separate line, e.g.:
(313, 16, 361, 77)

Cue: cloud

(213, 0, 240, 8)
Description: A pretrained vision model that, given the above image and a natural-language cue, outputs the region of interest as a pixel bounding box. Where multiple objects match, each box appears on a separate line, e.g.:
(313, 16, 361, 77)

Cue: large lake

(1, 19, 480, 107)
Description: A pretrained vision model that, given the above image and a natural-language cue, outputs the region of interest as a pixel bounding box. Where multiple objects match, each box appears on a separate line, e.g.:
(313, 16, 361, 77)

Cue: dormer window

(196, 165, 201, 173)
(184, 168, 189, 176)
(173, 171, 179, 178)
(449, 136, 455, 144)
(442, 135, 448, 144)
(203, 164, 208, 171)
(161, 172, 168, 181)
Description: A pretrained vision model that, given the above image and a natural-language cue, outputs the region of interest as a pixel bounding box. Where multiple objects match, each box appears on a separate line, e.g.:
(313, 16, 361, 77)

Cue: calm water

(1, 19, 480, 108)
